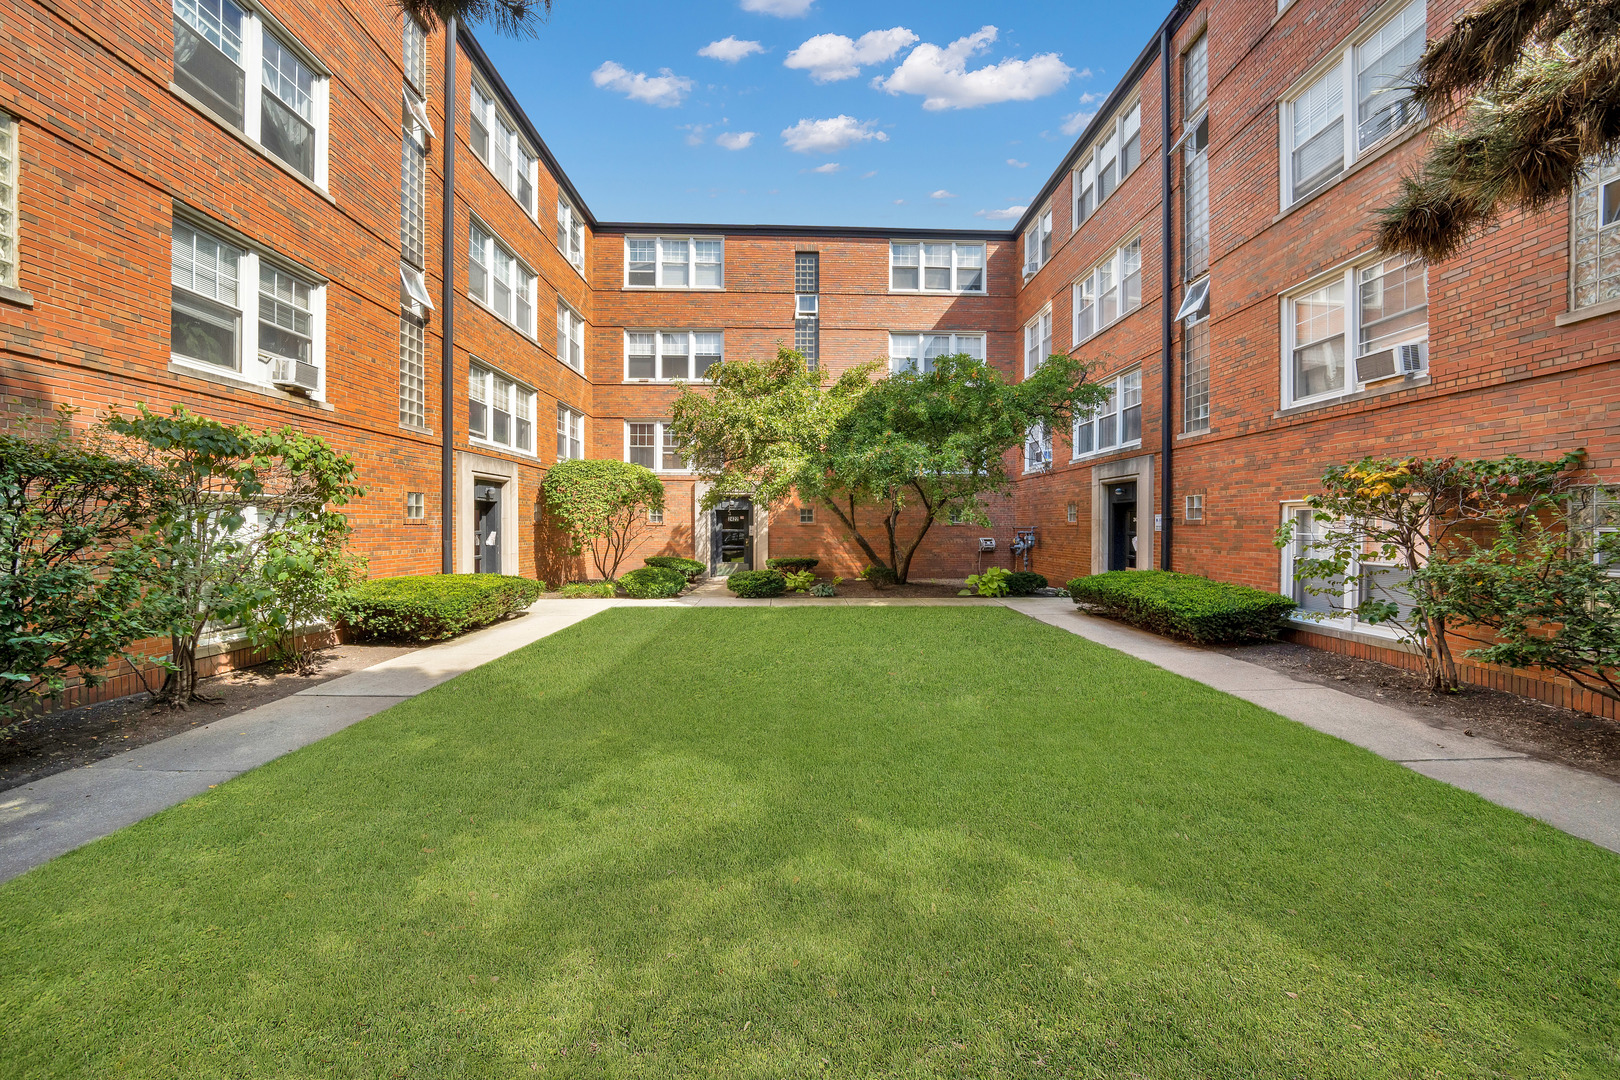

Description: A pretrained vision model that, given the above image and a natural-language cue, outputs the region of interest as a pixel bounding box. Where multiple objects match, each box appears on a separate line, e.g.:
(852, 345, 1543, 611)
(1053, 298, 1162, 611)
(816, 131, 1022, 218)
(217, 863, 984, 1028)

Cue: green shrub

(966, 566, 1011, 597)
(727, 570, 786, 598)
(1005, 571, 1048, 596)
(1067, 570, 1297, 644)
(559, 581, 618, 599)
(619, 566, 688, 599)
(861, 564, 898, 588)
(642, 556, 705, 581)
(809, 582, 838, 597)
(766, 556, 820, 573)
(338, 574, 542, 642)
(782, 569, 817, 592)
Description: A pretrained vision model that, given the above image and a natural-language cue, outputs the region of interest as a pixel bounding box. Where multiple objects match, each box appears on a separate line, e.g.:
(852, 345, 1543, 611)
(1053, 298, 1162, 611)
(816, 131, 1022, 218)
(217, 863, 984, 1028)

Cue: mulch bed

(777, 579, 979, 599)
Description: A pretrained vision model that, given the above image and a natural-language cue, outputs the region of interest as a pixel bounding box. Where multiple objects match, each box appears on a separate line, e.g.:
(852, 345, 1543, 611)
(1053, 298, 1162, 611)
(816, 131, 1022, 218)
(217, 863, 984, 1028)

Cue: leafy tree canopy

(542, 459, 666, 581)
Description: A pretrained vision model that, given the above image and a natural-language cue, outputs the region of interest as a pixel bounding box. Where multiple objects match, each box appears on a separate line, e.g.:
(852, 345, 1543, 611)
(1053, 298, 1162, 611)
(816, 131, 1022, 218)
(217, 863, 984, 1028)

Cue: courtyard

(1, 606, 1616, 1077)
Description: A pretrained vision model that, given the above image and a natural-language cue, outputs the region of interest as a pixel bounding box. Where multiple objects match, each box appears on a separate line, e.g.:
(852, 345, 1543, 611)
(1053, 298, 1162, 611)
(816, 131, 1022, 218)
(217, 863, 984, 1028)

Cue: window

(1570, 487, 1620, 572)
(1024, 307, 1053, 377)
(1283, 254, 1428, 406)
(1072, 98, 1143, 228)
(1572, 157, 1620, 310)
(625, 421, 687, 473)
(400, 21, 430, 270)
(1072, 368, 1142, 458)
(171, 0, 328, 182)
(1023, 210, 1054, 277)
(795, 251, 820, 367)
(1281, 505, 1416, 628)
(402, 15, 427, 96)
(468, 364, 536, 453)
(1281, 0, 1425, 208)
(556, 302, 585, 372)
(557, 197, 585, 270)
(468, 222, 535, 335)
(0, 113, 20, 290)
(1024, 423, 1053, 472)
(1073, 238, 1142, 342)
(890, 242, 985, 293)
(399, 311, 426, 429)
(795, 250, 820, 293)
(948, 506, 966, 525)
(624, 236, 723, 289)
(795, 317, 819, 366)
(258, 264, 315, 385)
(556, 404, 584, 461)
(648, 507, 665, 526)
(1183, 35, 1208, 118)
(1185, 493, 1204, 522)
(172, 221, 242, 370)
(469, 78, 536, 213)
(406, 491, 425, 518)
(1066, 502, 1078, 524)
(1183, 92, 1210, 278)
(624, 330, 722, 381)
(799, 506, 815, 524)
(1182, 310, 1210, 433)
(888, 332, 984, 374)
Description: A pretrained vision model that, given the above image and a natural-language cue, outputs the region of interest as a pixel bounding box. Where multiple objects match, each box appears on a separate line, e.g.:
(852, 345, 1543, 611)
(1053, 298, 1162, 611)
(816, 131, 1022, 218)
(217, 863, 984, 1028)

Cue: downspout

(1158, 19, 1175, 573)
(440, 16, 457, 574)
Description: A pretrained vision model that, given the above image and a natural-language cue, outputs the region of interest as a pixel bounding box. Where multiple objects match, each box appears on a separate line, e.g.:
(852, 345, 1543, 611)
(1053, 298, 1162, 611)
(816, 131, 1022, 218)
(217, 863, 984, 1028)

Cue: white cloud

(715, 130, 757, 150)
(681, 123, 711, 146)
(874, 26, 1072, 110)
(975, 204, 1027, 221)
(893, 198, 906, 205)
(861, 170, 878, 179)
(810, 162, 842, 173)
(780, 115, 888, 154)
(1007, 158, 1028, 168)
(740, 0, 814, 16)
(591, 61, 694, 108)
(699, 37, 765, 63)
(1060, 91, 1105, 135)
(930, 189, 957, 199)
(784, 27, 917, 83)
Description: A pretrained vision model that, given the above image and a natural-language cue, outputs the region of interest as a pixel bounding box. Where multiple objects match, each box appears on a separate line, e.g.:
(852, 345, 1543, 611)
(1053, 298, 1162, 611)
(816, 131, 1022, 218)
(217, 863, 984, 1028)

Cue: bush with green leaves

(1005, 571, 1048, 596)
(766, 556, 820, 573)
(337, 574, 541, 642)
(541, 459, 665, 582)
(1069, 571, 1296, 644)
(809, 582, 839, 598)
(782, 569, 817, 592)
(966, 566, 1011, 597)
(727, 570, 786, 598)
(245, 513, 367, 675)
(861, 564, 898, 589)
(642, 556, 705, 582)
(558, 582, 618, 599)
(618, 566, 688, 599)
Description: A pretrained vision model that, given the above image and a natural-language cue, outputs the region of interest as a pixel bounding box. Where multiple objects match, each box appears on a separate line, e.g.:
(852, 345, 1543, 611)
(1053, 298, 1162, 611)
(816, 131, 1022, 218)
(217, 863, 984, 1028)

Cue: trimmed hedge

(1005, 571, 1048, 596)
(1067, 570, 1296, 644)
(727, 569, 786, 598)
(766, 556, 819, 573)
(619, 566, 688, 599)
(643, 556, 705, 581)
(559, 582, 617, 599)
(337, 574, 542, 642)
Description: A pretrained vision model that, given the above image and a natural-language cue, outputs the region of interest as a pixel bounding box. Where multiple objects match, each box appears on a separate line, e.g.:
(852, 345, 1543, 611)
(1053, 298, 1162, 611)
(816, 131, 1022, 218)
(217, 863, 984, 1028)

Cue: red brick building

(1, 0, 1614, 710)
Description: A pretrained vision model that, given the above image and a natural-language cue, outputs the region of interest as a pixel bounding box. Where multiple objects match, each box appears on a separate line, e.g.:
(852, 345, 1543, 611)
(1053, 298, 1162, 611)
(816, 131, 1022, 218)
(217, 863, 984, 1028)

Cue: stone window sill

(167, 360, 335, 411)
(0, 284, 35, 308)
(1274, 373, 1429, 420)
(1555, 295, 1620, 326)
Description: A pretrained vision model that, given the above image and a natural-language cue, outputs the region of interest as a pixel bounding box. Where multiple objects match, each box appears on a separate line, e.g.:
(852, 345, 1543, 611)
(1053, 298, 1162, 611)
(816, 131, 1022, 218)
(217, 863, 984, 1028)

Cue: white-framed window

(468, 221, 535, 336)
(556, 301, 585, 373)
(888, 332, 986, 374)
(1572, 157, 1620, 311)
(1024, 306, 1053, 377)
(1185, 493, 1204, 522)
(1071, 368, 1142, 459)
(1280, 503, 1416, 631)
(1072, 237, 1143, 343)
(171, 0, 329, 185)
(1024, 423, 1053, 472)
(1067, 501, 1078, 524)
(647, 507, 665, 525)
(171, 218, 326, 396)
(469, 77, 537, 214)
(556, 403, 585, 461)
(1071, 97, 1142, 228)
(625, 421, 688, 473)
(1280, 0, 1425, 208)
(1023, 209, 1054, 277)
(1571, 486, 1619, 573)
(557, 196, 585, 271)
(624, 330, 722, 382)
(624, 236, 723, 289)
(1281, 253, 1428, 407)
(406, 491, 425, 518)
(889, 241, 986, 293)
(799, 506, 815, 524)
(399, 310, 426, 429)
(467, 363, 536, 454)
(0, 112, 18, 290)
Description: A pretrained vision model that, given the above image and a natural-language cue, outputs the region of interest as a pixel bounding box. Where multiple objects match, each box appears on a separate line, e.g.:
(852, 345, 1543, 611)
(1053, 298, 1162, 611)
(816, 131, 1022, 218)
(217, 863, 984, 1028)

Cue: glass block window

(1183, 35, 1207, 118)
(0, 113, 18, 290)
(799, 506, 815, 524)
(795, 251, 819, 293)
(1183, 316, 1210, 433)
(399, 311, 426, 428)
(406, 491, 425, 518)
(403, 16, 427, 95)
(1572, 157, 1620, 311)
(400, 96, 428, 266)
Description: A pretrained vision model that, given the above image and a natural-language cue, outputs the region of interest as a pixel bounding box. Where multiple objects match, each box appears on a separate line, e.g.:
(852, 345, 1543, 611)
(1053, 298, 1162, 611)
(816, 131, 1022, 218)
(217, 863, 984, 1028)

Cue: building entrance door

(1107, 481, 1137, 572)
(712, 499, 753, 576)
(473, 481, 503, 574)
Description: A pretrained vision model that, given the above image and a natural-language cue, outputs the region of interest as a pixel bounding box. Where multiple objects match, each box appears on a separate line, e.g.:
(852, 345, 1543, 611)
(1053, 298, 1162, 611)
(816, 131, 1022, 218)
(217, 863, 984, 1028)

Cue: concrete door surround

(1091, 454, 1155, 575)
(455, 450, 520, 576)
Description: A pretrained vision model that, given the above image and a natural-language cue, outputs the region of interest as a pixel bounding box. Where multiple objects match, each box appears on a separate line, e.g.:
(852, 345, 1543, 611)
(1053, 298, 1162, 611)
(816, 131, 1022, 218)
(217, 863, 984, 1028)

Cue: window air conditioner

(266, 352, 320, 393)
(1355, 347, 1397, 382)
(1399, 340, 1427, 374)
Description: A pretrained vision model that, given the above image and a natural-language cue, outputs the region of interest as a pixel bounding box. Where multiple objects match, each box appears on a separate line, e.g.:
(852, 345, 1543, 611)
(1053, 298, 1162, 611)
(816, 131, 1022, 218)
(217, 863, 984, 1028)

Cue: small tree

(245, 511, 368, 675)
(0, 414, 176, 719)
(101, 407, 363, 707)
(542, 459, 665, 581)
(668, 347, 1104, 583)
(1276, 452, 1586, 692)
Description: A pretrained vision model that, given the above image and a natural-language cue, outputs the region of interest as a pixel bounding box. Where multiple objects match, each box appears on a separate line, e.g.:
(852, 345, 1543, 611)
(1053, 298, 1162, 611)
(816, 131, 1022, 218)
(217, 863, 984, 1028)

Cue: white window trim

(0, 112, 18, 292)
(1070, 367, 1143, 461)
(1023, 422, 1054, 474)
(467, 216, 537, 339)
(623, 329, 724, 383)
(556, 196, 586, 276)
(623, 420, 690, 475)
(467, 361, 538, 457)
(1278, 501, 1411, 641)
(886, 331, 987, 374)
(556, 403, 586, 462)
(556, 301, 585, 374)
(888, 240, 988, 295)
(469, 74, 538, 217)
(1023, 306, 1053, 378)
(1070, 95, 1143, 233)
(1072, 235, 1145, 345)
(1279, 252, 1428, 410)
(1022, 211, 1054, 278)
(623, 235, 725, 290)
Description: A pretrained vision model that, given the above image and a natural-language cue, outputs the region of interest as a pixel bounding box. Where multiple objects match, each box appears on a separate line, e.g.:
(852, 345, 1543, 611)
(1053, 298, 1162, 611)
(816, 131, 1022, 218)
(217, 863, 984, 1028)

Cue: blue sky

(472, 0, 1168, 228)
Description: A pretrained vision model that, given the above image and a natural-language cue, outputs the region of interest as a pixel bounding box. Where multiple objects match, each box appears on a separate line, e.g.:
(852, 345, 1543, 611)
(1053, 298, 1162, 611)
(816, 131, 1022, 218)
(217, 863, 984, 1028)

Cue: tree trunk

(157, 632, 199, 708)
(819, 496, 887, 571)
(895, 484, 937, 584)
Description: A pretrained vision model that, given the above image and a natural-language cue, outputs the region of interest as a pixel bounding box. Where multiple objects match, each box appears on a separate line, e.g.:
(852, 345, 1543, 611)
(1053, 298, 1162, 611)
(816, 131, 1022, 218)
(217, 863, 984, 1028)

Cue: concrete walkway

(4, 594, 1617, 885)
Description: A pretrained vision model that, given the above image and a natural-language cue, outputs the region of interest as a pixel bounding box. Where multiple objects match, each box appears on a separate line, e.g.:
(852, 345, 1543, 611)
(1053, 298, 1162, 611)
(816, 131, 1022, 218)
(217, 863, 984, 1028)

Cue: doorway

(1107, 481, 1137, 572)
(712, 499, 753, 576)
(473, 481, 503, 574)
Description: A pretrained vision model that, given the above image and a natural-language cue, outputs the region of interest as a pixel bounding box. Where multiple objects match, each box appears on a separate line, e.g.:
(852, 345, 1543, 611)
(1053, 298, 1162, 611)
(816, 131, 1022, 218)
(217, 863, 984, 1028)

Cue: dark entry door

(712, 499, 752, 575)
(473, 482, 502, 574)
(1107, 481, 1137, 572)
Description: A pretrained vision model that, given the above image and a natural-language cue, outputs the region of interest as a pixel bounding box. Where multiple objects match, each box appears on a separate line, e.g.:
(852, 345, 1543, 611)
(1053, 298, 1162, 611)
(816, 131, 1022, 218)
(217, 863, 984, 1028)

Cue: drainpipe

(440, 16, 457, 574)
(1158, 19, 1175, 573)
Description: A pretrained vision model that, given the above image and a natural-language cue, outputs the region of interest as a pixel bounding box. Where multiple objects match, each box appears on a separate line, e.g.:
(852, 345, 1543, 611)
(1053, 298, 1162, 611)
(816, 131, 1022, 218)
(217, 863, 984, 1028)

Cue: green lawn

(1, 607, 1617, 1078)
